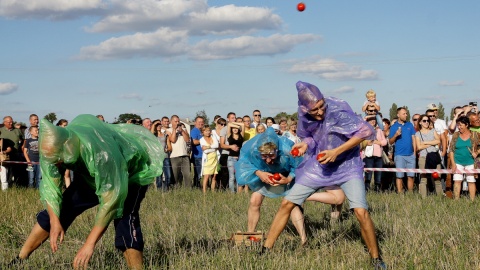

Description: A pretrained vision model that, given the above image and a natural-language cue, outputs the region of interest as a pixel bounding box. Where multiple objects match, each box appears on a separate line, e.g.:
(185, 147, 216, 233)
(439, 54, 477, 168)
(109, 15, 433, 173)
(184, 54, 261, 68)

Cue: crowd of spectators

(1, 97, 480, 201)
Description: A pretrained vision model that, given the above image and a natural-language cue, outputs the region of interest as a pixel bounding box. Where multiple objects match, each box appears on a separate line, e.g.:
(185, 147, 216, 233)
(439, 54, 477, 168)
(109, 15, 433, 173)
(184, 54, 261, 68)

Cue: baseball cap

(427, 103, 438, 110)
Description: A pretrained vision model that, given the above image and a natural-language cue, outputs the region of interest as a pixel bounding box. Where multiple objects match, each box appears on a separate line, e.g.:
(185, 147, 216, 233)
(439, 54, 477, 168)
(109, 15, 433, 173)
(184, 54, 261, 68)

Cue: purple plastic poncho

(295, 81, 374, 188)
(39, 114, 164, 227)
(235, 128, 303, 198)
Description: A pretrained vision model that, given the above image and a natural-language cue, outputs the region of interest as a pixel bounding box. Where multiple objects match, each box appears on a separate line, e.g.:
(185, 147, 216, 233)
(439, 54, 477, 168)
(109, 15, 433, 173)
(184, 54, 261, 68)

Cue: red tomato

(291, 148, 300, 157)
(432, 172, 439, 179)
(297, 2, 306, 12)
(317, 153, 325, 160)
(273, 173, 282, 181)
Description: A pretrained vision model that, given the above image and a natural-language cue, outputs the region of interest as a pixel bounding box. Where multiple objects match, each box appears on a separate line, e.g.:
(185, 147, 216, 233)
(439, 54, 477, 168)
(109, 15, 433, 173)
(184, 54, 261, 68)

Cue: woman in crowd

(265, 117, 275, 127)
(415, 114, 442, 197)
(282, 120, 301, 144)
(449, 116, 479, 201)
(227, 123, 244, 192)
(362, 116, 387, 192)
(212, 117, 225, 145)
(56, 119, 72, 187)
(200, 126, 219, 193)
(151, 119, 172, 191)
(256, 123, 266, 134)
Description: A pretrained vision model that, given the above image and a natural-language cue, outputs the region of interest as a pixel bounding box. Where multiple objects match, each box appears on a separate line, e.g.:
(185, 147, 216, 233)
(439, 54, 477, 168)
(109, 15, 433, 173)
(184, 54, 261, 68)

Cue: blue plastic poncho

(295, 81, 374, 188)
(39, 114, 164, 227)
(235, 128, 303, 198)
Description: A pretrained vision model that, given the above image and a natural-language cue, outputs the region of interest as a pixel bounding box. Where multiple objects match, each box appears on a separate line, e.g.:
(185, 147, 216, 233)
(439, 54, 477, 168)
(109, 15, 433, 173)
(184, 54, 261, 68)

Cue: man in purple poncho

(262, 81, 386, 269)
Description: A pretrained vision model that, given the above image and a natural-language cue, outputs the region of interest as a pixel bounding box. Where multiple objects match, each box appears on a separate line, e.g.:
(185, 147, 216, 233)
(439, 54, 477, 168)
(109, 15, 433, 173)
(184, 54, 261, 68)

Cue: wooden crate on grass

(231, 231, 265, 246)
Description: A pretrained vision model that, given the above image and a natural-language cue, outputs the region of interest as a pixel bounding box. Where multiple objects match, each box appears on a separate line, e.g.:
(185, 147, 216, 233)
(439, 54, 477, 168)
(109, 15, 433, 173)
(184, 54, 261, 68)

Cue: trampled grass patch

(1, 187, 479, 269)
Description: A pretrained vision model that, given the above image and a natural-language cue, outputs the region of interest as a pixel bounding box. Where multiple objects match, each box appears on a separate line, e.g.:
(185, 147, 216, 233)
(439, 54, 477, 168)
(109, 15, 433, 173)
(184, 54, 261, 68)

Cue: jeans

(193, 157, 202, 188)
(363, 156, 382, 190)
(28, 164, 42, 188)
(227, 156, 238, 192)
(156, 158, 172, 191)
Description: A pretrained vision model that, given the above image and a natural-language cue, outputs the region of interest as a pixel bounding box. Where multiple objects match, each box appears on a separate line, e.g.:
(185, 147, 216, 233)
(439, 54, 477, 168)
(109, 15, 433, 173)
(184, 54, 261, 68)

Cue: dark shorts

(37, 179, 148, 251)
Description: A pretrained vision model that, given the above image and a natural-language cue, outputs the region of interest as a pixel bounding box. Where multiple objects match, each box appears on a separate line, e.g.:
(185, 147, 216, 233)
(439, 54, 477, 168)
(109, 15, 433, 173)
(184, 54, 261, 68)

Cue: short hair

(29, 125, 39, 132)
(217, 118, 226, 126)
(258, 142, 277, 154)
(29, 114, 38, 119)
(200, 126, 211, 133)
(279, 119, 287, 125)
(170, 115, 179, 121)
(397, 107, 406, 113)
(456, 116, 470, 127)
(243, 115, 251, 120)
(195, 116, 204, 122)
(366, 89, 376, 98)
(253, 109, 260, 114)
(227, 112, 236, 119)
(161, 116, 169, 121)
(425, 109, 436, 114)
(382, 118, 390, 125)
(56, 119, 68, 126)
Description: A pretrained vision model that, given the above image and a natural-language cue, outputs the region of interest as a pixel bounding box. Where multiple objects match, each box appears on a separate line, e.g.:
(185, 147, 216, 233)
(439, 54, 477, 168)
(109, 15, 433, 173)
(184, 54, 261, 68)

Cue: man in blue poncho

(12, 115, 164, 269)
(235, 127, 344, 245)
(262, 82, 386, 269)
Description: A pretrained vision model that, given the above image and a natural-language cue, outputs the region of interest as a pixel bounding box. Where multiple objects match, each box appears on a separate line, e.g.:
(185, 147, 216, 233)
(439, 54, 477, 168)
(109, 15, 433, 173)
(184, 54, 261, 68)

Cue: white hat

(427, 103, 438, 110)
(271, 124, 280, 131)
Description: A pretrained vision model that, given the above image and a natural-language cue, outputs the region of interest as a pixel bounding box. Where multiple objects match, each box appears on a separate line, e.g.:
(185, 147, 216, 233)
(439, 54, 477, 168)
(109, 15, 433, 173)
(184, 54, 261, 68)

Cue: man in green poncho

(12, 115, 164, 269)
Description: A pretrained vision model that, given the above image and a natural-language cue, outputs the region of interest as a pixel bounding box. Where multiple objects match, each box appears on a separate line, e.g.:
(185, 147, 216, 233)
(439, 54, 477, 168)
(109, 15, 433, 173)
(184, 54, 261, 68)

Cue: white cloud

(189, 34, 319, 60)
(289, 58, 379, 81)
(75, 28, 189, 60)
(0, 0, 104, 20)
(119, 93, 142, 101)
(0, 83, 19, 95)
(439, 80, 464, 87)
(331, 86, 355, 94)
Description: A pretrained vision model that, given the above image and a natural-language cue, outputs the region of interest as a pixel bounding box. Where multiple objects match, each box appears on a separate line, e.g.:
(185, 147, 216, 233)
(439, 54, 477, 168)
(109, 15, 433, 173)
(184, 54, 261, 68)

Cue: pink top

(362, 127, 387, 158)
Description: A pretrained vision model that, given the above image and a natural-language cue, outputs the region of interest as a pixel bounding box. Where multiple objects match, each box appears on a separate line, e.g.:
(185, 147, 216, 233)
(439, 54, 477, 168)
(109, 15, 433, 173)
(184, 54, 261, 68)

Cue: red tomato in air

(432, 172, 439, 179)
(273, 173, 282, 181)
(291, 148, 300, 157)
(317, 153, 325, 160)
(297, 2, 306, 12)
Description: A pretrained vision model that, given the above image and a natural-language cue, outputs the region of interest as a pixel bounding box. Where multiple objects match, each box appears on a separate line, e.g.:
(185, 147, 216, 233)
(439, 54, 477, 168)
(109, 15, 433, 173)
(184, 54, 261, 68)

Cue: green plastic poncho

(39, 114, 164, 227)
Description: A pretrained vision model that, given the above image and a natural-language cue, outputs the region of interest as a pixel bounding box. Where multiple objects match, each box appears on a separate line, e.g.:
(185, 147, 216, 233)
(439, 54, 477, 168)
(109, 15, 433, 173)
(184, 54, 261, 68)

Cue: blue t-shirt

(25, 138, 40, 162)
(190, 127, 203, 158)
(389, 121, 415, 156)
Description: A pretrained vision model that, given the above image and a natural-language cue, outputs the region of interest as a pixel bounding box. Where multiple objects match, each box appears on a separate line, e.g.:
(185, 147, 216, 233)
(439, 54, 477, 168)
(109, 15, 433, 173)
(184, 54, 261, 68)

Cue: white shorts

(452, 164, 476, 182)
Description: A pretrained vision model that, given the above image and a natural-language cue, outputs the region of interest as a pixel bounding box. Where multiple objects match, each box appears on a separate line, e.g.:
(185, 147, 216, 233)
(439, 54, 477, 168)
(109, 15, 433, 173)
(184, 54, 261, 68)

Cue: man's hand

(256, 171, 275, 185)
(73, 242, 95, 269)
(292, 142, 308, 156)
(49, 219, 65, 253)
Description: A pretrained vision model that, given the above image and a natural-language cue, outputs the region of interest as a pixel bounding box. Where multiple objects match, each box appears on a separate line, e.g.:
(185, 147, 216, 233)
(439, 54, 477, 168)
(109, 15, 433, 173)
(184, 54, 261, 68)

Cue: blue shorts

(37, 179, 148, 252)
(285, 179, 368, 209)
(394, 154, 416, 178)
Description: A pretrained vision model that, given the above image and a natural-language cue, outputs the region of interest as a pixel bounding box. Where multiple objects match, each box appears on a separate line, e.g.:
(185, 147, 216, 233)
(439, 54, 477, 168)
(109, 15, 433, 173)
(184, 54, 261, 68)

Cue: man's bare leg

(290, 206, 306, 245)
(263, 199, 296, 249)
(407, 177, 414, 192)
(19, 223, 49, 259)
(306, 189, 345, 220)
(396, 178, 404, 193)
(123, 248, 143, 270)
(247, 192, 265, 232)
(353, 208, 380, 259)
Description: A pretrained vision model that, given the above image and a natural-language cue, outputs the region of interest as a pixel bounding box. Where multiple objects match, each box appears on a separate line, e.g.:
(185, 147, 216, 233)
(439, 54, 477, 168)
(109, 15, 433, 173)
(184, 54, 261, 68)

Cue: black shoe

(258, 246, 271, 255)
(372, 258, 387, 269)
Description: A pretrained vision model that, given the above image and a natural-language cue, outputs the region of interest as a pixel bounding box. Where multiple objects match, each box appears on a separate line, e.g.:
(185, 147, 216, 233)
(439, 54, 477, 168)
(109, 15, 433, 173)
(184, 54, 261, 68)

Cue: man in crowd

(389, 107, 416, 193)
(0, 116, 25, 186)
(251, 110, 265, 128)
(142, 118, 152, 130)
(411, 114, 420, 132)
(262, 81, 386, 269)
(24, 114, 39, 140)
(11, 115, 164, 269)
(169, 115, 191, 187)
(190, 116, 205, 188)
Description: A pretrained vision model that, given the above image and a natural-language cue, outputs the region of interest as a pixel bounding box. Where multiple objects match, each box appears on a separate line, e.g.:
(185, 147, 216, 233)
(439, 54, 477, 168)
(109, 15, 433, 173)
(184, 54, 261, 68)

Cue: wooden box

(231, 231, 264, 246)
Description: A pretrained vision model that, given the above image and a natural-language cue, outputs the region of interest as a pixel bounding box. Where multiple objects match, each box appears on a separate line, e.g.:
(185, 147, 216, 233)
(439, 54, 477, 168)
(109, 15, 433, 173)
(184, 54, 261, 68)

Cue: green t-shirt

(0, 127, 23, 152)
(453, 137, 474, 166)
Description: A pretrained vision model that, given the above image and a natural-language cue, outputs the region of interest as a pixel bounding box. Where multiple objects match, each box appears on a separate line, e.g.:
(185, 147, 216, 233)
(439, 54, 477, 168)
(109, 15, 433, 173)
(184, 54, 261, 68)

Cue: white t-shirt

(167, 127, 188, 158)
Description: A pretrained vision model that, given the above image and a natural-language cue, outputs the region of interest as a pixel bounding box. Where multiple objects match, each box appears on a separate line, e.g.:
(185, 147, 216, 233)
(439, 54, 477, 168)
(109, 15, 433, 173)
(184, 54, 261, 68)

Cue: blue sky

(1, 0, 479, 124)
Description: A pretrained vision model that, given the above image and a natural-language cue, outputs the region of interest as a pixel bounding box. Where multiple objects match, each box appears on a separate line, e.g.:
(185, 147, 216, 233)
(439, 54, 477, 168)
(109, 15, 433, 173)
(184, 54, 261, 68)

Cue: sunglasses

(427, 115, 436, 118)
(219, 123, 225, 126)
(367, 110, 376, 112)
(254, 114, 261, 117)
(412, 118, 419, 121)
(261, 154, 277, 160)
(421, 120, 430, 123)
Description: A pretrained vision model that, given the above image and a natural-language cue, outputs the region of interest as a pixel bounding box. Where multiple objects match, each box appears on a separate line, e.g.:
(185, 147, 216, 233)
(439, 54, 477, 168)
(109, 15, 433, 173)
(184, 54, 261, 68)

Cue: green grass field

(1, 187, 479, 269)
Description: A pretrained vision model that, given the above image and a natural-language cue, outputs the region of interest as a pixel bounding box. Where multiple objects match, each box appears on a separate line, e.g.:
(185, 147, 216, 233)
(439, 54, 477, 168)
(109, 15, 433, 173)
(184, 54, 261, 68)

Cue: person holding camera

(168, 115, 191, 187)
